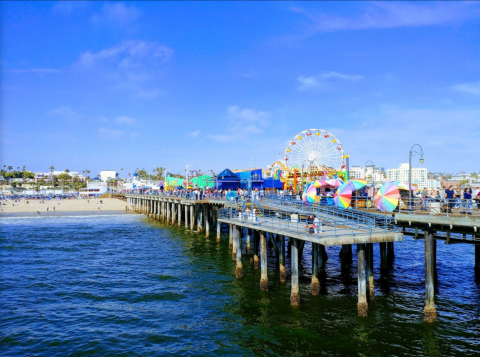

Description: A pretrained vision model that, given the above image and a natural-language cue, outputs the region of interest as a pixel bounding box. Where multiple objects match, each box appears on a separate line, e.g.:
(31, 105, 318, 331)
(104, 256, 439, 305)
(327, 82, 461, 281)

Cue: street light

(186, 164, 195, 190)
(409, 144, 424, 206)
(364, 160, 375, 191)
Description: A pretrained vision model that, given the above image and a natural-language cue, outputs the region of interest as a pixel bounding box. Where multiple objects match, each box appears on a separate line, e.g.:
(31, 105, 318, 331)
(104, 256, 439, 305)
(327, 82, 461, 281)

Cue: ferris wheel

(284, 129, 345, 172)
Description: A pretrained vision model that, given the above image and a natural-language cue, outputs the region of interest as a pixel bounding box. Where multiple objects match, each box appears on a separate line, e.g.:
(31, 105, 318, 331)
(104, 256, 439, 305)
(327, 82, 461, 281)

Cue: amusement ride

(265, 129, 347, 191)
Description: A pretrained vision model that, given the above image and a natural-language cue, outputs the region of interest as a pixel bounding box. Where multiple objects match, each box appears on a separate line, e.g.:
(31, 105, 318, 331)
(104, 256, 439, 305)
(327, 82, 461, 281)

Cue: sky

(1, 1, 480, 177)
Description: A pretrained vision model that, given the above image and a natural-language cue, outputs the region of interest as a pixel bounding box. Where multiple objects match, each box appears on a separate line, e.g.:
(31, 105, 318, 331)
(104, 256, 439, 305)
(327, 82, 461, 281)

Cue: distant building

(78, 181, 108, 197)
(386, 163, 440, 189)
(349, 165, 385, 187)
(100, 170, 116, 182)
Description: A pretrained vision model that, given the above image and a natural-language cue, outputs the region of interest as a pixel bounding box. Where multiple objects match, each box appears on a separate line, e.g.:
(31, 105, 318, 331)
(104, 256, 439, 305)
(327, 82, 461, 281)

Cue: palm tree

(65, 168, 70, 173)
(7, 166, 12, 172)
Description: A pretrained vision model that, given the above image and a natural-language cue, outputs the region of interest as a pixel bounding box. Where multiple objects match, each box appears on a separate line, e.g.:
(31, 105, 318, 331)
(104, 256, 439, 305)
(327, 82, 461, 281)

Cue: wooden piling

(229, 224, 233, 249)
(246, 228, 251, 255)
(290, 239, 300, 306)
(185, 205, 188, 229)
(366, 243, 375, 300)
(190, 205, 194, 231)
(379, 242, 388, 271)
(235, 226, 243, 278)
(205, 205, 210, 239)
(197, 205, 202, 234)
(232, 225, 237, 260)
(311, 243, 320, 295)
(279, 235, 286, 283)
(318, 244, 326, 274)
(387, 242, 395, 263)
(253, 230, 259, 270)
(424, 228, 437, 322)
(260, 232, 268, 291)
(216, 220, 221, 243)
(357, 244, 368, 317)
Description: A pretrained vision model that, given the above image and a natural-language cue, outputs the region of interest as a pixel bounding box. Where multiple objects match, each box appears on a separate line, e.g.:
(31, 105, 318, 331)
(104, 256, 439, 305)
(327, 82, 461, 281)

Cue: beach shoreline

(0, 198, 128, 215)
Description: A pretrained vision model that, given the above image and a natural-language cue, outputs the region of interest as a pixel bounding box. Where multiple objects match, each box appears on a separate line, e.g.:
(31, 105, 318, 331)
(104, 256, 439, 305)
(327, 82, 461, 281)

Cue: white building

(78, 181, 108, 197)
(349, 166, 385, 187)
(386, 163, 440, 189)
(99, 170, 116, 182)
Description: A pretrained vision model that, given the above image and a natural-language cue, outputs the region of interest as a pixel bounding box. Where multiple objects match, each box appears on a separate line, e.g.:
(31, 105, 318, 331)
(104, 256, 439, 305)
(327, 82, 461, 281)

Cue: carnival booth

(216, 169, 241, 190)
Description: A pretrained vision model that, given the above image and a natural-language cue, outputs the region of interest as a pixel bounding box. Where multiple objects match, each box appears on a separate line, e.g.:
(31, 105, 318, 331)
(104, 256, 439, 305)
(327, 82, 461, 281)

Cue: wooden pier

(125, 194, 405, 317)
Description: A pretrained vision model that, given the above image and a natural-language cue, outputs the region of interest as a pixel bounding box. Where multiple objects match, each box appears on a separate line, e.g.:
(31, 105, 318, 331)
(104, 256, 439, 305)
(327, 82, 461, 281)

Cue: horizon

(2, 1, 480, 175)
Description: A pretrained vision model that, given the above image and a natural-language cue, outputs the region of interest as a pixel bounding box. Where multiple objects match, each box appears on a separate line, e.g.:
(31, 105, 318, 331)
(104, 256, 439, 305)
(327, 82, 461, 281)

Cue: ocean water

(1, 214, 479, 356)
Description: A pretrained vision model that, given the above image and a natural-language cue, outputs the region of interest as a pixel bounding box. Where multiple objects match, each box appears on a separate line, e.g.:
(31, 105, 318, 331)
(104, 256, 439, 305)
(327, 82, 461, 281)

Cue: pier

(126, 194, 403, 317)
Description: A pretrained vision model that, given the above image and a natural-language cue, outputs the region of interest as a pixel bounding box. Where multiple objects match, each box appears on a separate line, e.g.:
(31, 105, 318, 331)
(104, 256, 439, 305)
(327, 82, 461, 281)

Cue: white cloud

(297, 71, 363, 91)
(99, 117, 109, 122)
(73, 40, 172, 96)
(116, 116, 136, 124)
(8, 68, 60, 74)
(93, 3, 141, 26)
(98, 128, 125, 140)
(289, 2, 479, 38)
(49, 106, 82, 122)
(210, 106, 271, 142)
(188, 130, 201, 138)
(451, 82, 480, 96)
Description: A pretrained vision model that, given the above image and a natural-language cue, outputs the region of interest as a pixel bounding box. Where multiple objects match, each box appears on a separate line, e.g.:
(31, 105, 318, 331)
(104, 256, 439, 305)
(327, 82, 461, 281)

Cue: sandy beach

(0, 198, 127, 215)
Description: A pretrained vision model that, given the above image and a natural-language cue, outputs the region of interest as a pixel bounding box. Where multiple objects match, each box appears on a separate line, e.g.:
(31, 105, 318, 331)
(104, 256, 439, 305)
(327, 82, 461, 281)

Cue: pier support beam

(232, 225, 237, 260)
(235, 226, 243, 278)
(366, 243, 375, 300)
(216, 220, 221, 243)
(229, 224, 233, 249)
(290, 239, 300, 306)
(424, 228, 437, 322)
(311, 243, 320, 295)
(318, 244, 326, 274)
(246, 229, 251, 255)
(279, 235, 286, 283)
(190, 205, 194, 231)
(205, 205, 210, 239)
(253, 230, 259, 270)
(379, 242, 388, 271)
(185, 205, 188, 229)
(387, 242, 395, 264)
(357, 243, 368, 317)
(178, 204, 181, 227)
(260, 232, 268, 291)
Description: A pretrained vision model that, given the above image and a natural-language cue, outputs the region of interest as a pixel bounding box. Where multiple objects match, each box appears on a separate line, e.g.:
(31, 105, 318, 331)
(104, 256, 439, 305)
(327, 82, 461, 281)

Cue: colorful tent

(303, 184, 319, 204)
(313, 180, 328, 188)
(334, 182, 353, 209)
(347, 179, 367, 191)
(375, 182, 400, 212)
(393, 181, 416, 191)
(326, 178, 344, 188)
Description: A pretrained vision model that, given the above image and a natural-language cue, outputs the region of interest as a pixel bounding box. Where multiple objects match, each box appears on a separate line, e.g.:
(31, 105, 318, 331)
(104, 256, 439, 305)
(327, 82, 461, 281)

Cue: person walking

(462, 187, 472, 215)
(454, 186, 462, 210)
(444, 185, 455, 213)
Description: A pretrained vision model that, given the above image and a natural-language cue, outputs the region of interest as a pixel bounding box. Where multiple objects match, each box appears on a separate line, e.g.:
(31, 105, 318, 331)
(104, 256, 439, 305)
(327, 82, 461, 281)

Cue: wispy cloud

(210, 106, 270, 142)
(49, 106, 82, 122)
(116, 116, 136, 124)
(288, 2, 479, 39)
(8, 68, 60, 74)
(297, 71, 363, 91)
(188, 130, 201, 138)
(92, 3, 141, 26)
(52, 2, 88, 15)
(73, 40, 172, 96)
(98, 128, 125, 140)
(451, 81, 480, 96)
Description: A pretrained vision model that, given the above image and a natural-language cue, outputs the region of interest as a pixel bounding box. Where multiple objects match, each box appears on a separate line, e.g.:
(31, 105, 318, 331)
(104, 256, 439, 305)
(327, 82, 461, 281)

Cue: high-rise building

(386, 163, 439, 189)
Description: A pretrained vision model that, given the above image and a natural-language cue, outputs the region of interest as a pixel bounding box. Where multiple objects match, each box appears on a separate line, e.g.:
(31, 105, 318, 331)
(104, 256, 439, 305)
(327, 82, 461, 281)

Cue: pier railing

(262, 195, 396, 231)
(218, 207, 383, 240)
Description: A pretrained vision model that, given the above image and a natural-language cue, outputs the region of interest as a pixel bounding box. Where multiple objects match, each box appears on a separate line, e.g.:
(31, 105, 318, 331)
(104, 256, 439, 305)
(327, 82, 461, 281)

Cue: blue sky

(1, 1, 479, 176)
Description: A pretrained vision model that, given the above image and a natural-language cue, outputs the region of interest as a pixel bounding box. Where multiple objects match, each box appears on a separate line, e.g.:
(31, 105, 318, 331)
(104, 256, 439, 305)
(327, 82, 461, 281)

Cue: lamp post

(364, 160, 375, 192)
(186, 164, 195, 190)
(408, 144, 425, 206)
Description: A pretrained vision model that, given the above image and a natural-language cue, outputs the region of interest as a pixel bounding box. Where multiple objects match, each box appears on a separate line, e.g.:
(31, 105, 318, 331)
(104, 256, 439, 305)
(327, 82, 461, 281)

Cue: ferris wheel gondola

(284, 129, 344, 174)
